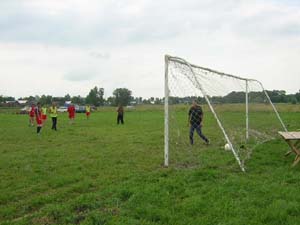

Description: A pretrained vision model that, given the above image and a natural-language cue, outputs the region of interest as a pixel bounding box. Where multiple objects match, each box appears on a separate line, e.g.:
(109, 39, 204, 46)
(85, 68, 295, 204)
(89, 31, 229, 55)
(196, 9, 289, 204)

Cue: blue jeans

(189, 124, 208, 144)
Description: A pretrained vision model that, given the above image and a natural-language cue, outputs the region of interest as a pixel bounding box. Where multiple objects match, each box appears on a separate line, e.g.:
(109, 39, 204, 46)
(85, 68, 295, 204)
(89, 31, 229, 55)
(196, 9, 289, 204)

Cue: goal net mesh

(166, 56, 286, 171)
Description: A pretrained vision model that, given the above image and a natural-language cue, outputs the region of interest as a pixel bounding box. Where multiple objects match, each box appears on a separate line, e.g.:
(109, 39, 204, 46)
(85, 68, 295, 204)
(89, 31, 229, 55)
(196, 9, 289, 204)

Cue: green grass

(0, 105, 300, 225)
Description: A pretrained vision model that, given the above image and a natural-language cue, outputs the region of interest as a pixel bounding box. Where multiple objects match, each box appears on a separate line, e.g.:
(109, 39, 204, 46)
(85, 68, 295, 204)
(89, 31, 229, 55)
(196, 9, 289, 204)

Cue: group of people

(28, 100, 207, 145)
(29, 103, 92, 134)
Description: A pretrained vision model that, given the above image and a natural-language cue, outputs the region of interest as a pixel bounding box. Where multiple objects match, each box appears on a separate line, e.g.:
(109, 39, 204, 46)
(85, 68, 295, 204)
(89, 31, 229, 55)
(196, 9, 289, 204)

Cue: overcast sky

(0, 0, 299, 98)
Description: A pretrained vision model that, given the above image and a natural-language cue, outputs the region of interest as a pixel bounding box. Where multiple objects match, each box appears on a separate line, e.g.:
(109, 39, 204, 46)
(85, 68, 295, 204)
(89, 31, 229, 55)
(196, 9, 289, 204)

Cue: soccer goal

(164, 55, 287, 171)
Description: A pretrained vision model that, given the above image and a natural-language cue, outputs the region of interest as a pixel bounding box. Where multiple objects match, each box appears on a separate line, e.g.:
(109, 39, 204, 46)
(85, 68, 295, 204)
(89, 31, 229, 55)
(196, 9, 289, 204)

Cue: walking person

(29, 103, 35, 126)
(117, 104, 124, 125)
(188, 100, 209, 145)
(85, 105, 91, 119)
(35, 102, 43, 134)
(49, 102, 58, 131)
(68, 104, 76, 124)
(41, 105, 47, 123)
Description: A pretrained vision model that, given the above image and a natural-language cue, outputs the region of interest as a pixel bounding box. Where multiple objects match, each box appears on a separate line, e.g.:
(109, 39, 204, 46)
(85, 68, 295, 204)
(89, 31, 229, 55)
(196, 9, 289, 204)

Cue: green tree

(154, 98, 162, 104)
(295, 90, 300, 103)
(25, 96, 36, 103)
(64, 94, 71, 101)
(113, 88, 132, 106)
(52, 97, 65, 106)
(291, 97, 297, 104)
(267, 90, 287, 103)
(86, 86, 104, 106)
(71, 95, 85, 105)
(2, 96, 15, 102)
(106, 96, 115, 106)
(39, 95, 52, 105)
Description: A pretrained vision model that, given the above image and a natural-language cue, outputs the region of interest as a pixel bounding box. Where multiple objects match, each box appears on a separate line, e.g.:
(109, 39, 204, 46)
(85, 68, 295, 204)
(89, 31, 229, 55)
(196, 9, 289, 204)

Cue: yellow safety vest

(49, 106, 58, 117)
(42, 107, 47, 115)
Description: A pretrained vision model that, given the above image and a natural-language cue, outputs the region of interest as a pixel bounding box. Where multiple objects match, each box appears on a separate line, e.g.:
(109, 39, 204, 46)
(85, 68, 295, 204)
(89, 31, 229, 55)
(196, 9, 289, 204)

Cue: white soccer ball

(224, 143, 231, 151)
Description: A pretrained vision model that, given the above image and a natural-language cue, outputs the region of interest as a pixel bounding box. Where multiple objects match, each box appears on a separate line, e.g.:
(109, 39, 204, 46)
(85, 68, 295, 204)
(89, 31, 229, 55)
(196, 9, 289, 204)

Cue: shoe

(205, 139, 210, 145)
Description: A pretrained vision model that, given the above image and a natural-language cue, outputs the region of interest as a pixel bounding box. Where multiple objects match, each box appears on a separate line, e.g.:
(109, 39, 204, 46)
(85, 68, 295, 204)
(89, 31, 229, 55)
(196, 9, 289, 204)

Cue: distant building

(64, 101, 72, 107)
(5, 100, 16, 104)
(4, 100, 19, 107)
(130, 101, 137, 105)
(17, 100, 27, 105)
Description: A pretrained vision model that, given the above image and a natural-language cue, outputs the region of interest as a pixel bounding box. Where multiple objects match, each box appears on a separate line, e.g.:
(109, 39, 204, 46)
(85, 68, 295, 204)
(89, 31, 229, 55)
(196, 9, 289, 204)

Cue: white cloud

(0, 0, 299, 98)
(89, 51, 110, 60)
(63, 70, 97, 82)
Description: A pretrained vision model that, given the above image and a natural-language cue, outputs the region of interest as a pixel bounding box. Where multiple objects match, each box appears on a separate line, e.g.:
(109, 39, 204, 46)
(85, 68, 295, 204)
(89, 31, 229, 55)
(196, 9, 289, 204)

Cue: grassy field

(0, 105, 300, 225)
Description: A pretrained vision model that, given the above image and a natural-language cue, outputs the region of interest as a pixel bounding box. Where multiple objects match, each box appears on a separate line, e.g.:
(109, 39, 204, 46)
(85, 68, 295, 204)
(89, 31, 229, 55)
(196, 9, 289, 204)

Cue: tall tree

(106, 96, 115, 106)
(71, 95, 85, 105)
(40, 95, 52, 105)
(25, 96, 36, 103)
(295, 90, 300, 103)
(52, 97, 65, 106)
(64, 94, 71, 101)
(113, 88, 132, 106)
(86, 86, 104, 106)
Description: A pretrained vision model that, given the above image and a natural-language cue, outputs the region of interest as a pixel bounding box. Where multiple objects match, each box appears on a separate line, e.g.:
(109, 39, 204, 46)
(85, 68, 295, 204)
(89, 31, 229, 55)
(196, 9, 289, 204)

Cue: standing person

(68, 104, 75, 124)
(49, 102, 58, 131)
(85, 105, 91, 119)
(117, 104, 124, 125)
(29, 103, 35, 126)
(188, 100, 209, 145)
(35, 102, 43, 134)
(41, 105, 47, 123)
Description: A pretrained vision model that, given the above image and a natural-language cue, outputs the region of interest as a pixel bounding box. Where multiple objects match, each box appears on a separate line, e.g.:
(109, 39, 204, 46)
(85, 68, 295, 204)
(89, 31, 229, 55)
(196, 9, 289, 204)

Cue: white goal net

(164, 55, 287, 171)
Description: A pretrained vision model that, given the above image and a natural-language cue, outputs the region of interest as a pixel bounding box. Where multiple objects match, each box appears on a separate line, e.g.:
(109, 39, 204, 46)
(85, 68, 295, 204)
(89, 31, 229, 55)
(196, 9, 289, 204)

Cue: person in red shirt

(67, 104, 76, 124)
(29, 103, 35, 126)
(35, 102, 43, 134)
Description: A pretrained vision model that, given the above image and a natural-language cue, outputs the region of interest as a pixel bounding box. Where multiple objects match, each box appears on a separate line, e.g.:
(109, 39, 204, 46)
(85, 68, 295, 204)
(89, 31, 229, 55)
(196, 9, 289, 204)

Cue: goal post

(164, 55, 287, 171)
(164, 55, 169, 167)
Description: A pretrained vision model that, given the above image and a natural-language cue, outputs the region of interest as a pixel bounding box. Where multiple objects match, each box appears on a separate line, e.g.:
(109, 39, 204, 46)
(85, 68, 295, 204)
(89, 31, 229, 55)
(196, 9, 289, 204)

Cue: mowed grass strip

(0, 104, 299, 225)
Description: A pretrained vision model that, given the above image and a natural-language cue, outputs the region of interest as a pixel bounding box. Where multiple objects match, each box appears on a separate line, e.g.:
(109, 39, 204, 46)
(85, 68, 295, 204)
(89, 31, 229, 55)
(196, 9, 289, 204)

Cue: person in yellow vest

(41, 105, 47, 123)
(49, 102, 58, 131)
(85, 105, 91, 119)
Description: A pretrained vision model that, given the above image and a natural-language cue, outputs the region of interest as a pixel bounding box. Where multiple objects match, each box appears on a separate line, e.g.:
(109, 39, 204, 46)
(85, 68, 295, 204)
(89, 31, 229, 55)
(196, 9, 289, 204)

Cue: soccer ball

(224, 143, 231, 151)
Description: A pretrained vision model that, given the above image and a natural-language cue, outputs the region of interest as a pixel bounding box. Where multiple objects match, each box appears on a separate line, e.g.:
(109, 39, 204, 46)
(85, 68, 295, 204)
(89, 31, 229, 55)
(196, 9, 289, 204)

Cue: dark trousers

(117, 114, 124, 124)
(189, 124, 208, 144)
(51, 117, 57, 130)
(37, 126, 42, 134)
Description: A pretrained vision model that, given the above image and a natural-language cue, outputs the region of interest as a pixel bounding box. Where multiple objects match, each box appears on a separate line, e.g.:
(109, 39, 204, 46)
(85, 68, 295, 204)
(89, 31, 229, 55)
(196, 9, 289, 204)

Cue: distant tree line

(169, 90, 300, 105)
(0, 87, 161, 107)
(1, 89, 299, 107)
(0, 87, 133, 107)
